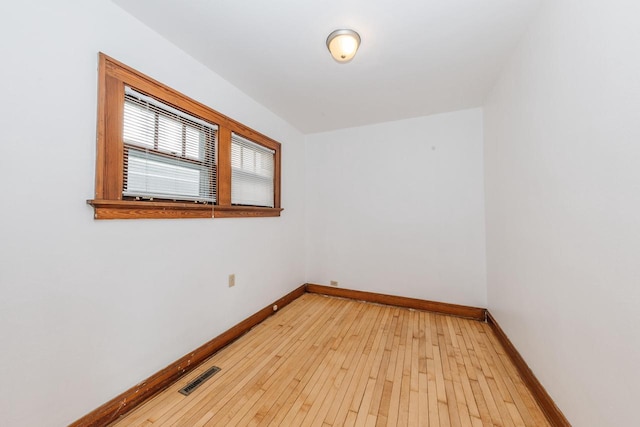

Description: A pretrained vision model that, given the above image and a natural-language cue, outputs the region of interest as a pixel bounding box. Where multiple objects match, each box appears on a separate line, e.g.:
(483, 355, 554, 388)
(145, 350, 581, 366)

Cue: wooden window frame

(88, 53, 282, 219)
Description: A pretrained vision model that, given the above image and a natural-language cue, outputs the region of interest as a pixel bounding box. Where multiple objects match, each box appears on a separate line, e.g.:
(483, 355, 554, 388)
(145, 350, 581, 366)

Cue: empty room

(1, 0, 638, 426)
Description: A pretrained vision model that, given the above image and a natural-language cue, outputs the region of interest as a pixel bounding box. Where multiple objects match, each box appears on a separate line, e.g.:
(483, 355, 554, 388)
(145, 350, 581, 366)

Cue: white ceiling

(112, 0, 541, 134)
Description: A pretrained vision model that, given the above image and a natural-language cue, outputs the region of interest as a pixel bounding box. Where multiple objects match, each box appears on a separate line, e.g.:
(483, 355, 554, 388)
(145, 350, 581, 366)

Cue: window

(88, 53, 282, 219)
(231, 133, 274, 207)
(123, 87, 217, 203)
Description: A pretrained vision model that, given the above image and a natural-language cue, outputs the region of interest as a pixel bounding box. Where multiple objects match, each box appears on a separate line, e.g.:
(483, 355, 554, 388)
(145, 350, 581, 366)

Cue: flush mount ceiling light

(326, 29, 361, 63)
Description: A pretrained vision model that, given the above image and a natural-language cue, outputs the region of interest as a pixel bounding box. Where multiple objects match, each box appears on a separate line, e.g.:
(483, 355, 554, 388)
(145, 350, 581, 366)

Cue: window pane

(122, 90, 217, 204)
(242, 147, 253, 170)
(185, 125, 203, 160)
(231, 144, 241, 168)
(255, 150, 273, 177)
(231, 170, 273, 207)
(157, 115, 183, 155)
(123, 102, 154, 147)
(231, 134, 275, 207)
(125, 149, 213, 202)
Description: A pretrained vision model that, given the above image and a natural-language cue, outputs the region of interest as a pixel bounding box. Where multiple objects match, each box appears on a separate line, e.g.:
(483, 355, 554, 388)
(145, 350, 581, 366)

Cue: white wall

(0, 1, 305, 426)
(305, 109, 487, 307)
(484, 1, 640, 425)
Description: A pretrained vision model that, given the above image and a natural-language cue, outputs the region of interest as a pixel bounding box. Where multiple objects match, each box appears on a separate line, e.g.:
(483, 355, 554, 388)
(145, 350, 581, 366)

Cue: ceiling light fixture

(326, 29, 361, 63)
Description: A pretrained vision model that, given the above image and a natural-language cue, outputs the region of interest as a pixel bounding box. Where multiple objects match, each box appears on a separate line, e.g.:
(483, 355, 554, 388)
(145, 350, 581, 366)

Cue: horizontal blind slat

(125, 87, 218, 131)
(122, 88, 217, 203)
(231, 133, 274, 207)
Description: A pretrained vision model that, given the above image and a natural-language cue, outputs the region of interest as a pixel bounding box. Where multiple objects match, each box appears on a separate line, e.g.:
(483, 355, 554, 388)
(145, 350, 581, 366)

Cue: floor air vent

(179, 366, 221, 396)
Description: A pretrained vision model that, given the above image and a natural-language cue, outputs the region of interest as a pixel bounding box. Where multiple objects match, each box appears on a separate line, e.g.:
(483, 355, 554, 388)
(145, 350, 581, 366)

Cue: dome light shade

(326, 29, 361, 63)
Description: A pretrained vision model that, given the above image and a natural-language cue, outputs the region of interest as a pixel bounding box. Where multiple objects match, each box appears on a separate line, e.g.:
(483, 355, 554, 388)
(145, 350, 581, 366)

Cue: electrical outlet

(228, 274, 235, 287)
(330, 280, 338, 287)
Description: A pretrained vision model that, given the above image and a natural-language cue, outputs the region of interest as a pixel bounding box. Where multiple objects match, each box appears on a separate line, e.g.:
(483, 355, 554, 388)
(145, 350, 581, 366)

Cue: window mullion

(217, 127, 232, 206)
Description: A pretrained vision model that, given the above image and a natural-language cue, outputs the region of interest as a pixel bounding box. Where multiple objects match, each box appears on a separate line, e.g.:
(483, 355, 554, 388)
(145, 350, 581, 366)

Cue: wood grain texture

(87, 200, 214, 219)
(86, 200, 282, 219)
(102, 74, 124, 200)
(216, 127, 232, 206)
(112, 294, 550, 427)
(69, 285, 305, 427)
(100, 54, 279, 147)
(486, 312, 571, 427)
(305, 283, 487, 321)
(90, 53, 282, 220)
(213, 206, 283, 218)
(94, 53, 107, 200)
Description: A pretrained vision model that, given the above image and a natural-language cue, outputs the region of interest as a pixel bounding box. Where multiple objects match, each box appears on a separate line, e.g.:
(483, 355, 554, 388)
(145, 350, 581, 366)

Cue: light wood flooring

(111, 293, 550, 426)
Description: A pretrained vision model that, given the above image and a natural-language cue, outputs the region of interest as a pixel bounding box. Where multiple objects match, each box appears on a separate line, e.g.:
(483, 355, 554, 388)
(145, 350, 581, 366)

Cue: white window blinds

(231, 133, 275, 207)
(122, 87, 217, 203)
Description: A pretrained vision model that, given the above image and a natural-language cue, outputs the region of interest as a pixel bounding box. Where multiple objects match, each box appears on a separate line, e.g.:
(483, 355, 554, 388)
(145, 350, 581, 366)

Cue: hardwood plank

(385, 309, 408, 427)
(397, 308, 413, 426)
(331, 305, 388, 426)
(461, 319, 510, 426)
(149, 295, 320, 427)
(189, 298, 349, 426)
(486, 312, 570, 426)
(437, 315, 462, 427)
(306, 284, 486, 320)
(272, 301, 383, 427)
(343, 307, 391, 421)
(374, 308, 402, 427)
(125, 296, 317, 426)
(254, 302, 361, 426)
(352, 306, 394, 426)
(307, 303, 373, 426)
(480, 322, 550, 427)
(317, 304, 385, 426)
(74, 285, 304, 427)
(305, 306, 364, 425)
(408, 312, 421, 426)
(292, 302, 369, 427)
(367, 308, 399, 426)
(445, 316, 474, 427)
(424, 314, 440, 427)
(452, 317, 492, 427)
(112, 294, 554, 427)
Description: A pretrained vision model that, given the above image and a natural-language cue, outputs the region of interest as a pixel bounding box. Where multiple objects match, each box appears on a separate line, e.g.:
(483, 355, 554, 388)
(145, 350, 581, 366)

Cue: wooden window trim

(88, 53, 282, 219)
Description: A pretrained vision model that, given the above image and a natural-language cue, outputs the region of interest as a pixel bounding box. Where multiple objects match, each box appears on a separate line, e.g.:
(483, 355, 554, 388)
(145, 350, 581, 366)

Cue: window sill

(213, 205, 283, 218)
(87, 200, 282, 219)
(87, 199, 214, 219)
